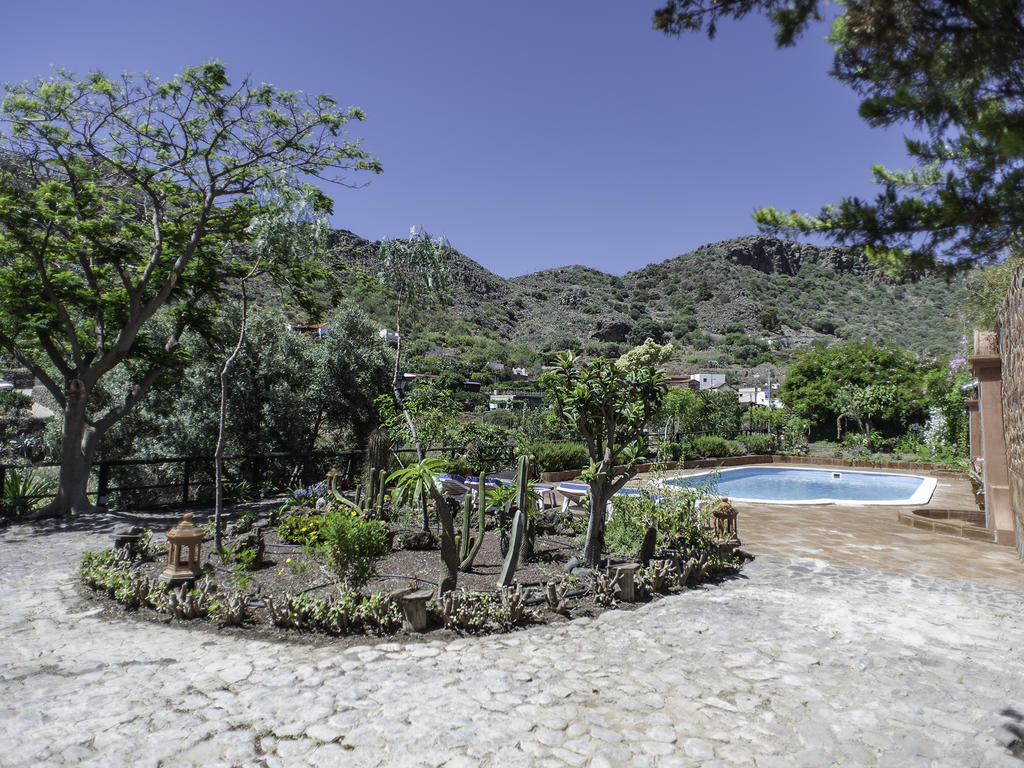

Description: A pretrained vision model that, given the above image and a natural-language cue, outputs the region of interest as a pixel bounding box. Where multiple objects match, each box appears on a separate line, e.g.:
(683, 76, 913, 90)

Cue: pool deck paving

(1, 466, 1023, 767)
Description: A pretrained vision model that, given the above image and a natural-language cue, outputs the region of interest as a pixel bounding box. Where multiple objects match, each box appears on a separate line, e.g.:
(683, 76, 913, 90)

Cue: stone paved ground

(1, 513, 1023, 767)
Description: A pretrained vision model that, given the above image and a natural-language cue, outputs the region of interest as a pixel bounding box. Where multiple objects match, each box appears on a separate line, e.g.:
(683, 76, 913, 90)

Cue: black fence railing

(0, 445, 472, 512)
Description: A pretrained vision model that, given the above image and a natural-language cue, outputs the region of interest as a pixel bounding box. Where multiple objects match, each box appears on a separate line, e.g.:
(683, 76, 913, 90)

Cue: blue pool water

(664, 466, 935, 504)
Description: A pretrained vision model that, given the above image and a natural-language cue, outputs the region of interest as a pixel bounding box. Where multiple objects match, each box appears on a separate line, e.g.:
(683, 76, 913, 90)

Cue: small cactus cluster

(591, 569, 622, 606)
(498, 584, 534, 626)
(265, 592, 400, 634)
(435, 587, 535, 632)
(166, 578, 213, 620)
(635, 553, 711, 597)
(545, 578, 572, 615)
(265, 594, 302, 628)
(217, 592, 248, 627)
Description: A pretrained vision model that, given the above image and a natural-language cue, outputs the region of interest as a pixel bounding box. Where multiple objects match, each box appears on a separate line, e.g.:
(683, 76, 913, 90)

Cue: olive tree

(0, 63, 380, 516)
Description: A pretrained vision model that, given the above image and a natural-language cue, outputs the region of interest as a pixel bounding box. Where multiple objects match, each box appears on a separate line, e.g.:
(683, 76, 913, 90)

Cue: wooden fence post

(181, 459, 191, 505)
(97, 463, 110, 508)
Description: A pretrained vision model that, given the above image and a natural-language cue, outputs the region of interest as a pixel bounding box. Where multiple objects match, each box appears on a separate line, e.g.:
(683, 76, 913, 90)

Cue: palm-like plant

(388, 457, 458, 593)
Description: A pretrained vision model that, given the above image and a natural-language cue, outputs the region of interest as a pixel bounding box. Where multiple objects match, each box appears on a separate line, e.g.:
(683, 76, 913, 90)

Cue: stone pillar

(965, 399, 981, 463)
(968, 331, 1014, 546)
(996, 257, 1024, 561)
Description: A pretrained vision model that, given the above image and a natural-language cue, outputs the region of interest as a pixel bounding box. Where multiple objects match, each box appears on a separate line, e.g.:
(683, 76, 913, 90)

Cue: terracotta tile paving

(641, 465, 1024, 591)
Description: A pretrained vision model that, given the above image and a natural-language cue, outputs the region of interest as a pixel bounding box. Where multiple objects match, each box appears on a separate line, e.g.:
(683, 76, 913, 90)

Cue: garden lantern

(711, 498, 739, 544)
(160, 512, 204, 584)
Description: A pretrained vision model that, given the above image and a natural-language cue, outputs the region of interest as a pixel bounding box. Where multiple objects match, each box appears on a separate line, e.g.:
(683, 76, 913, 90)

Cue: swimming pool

(663, 466, 937, 505)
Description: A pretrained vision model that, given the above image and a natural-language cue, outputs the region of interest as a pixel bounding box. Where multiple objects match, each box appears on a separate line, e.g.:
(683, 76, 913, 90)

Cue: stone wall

(997, 259, 1024, 560)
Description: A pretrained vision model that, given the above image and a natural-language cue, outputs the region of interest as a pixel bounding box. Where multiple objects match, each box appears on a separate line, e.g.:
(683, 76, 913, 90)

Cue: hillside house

(665, 375, 700, 390)
(286, 322, 330, 340)
(489, 390, 544, 411)
(689, 373, 727, 390)
(737, 386, 782, 408)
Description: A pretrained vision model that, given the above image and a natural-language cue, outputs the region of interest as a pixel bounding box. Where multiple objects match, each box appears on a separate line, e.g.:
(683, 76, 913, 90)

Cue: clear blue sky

(2, 0, 913, 277)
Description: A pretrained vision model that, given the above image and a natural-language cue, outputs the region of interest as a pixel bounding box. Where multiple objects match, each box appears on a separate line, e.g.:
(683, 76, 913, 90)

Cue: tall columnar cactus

(514, 455, 530, 513)
(498, 507, 526, 588)
(376, 467, 387, 515)
(458, 477, 486, 572)
(361, 468, 377, 513)
(498, 456, 531, 587)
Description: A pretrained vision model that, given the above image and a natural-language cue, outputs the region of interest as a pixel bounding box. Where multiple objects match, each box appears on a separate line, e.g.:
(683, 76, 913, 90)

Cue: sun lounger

(437, 474, 471, 498)
(555, 482, 590, 515)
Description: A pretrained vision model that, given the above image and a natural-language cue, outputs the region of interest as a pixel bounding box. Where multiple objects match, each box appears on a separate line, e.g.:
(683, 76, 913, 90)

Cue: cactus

(498, 508, 526, 588)
(497, 457, 531, 588)
(514, 455, 530, 513)
(545, 578, 571, 615)
(376, 467, 387, 515)
(638, 524, 658, 566)
(458, 482, 487, 572)
(363, 428, 390, 488)
(363, 468, 377, 512)
(499, 584, 533, 627)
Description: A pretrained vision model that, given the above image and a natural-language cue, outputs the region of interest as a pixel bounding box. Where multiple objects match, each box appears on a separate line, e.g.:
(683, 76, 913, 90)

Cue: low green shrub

(740, 433, 775, 455)
(656, 441, 687, 462)
(605, 494, 658, 555)
(527, 441, 589, 473)
(687, 435, 734, 458)
(318, 510, 391, 589)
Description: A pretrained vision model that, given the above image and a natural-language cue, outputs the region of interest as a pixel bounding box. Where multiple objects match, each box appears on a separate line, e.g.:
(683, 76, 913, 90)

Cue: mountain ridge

(325, 230, 966, 361)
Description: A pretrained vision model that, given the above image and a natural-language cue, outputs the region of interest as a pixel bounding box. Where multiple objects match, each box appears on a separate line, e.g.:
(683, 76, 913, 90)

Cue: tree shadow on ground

(1001, 708, 1024, 761)
(0, 499, 279, 541)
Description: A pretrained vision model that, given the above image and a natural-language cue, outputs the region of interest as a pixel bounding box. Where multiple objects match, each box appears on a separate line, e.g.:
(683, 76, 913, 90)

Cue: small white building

(737, 386, 782, 408)
(379, 329, 400, 344)
(688, 372, 726, 390)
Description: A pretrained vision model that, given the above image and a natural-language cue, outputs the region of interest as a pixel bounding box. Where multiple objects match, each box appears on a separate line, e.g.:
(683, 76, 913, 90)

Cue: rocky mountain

(326, 231, 967, 361)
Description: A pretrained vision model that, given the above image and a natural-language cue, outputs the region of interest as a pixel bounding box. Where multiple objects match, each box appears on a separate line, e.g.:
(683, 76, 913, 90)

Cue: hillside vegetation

(321, 231, 966, 378)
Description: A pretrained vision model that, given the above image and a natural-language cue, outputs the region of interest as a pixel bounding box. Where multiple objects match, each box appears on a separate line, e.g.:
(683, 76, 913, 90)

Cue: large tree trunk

(582, 477, 611, 567)
(36, 379, 99, 517)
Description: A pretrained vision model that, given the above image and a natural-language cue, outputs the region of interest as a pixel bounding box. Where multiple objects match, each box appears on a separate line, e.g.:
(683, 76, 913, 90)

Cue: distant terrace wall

(997, 258, 1024, 561)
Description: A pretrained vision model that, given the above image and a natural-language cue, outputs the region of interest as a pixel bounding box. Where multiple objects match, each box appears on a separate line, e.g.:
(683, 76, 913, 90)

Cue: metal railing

(0, 445, 472, 512)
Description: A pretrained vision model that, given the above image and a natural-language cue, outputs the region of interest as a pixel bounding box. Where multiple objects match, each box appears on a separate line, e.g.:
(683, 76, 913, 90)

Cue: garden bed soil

(78, 499, 745, 648)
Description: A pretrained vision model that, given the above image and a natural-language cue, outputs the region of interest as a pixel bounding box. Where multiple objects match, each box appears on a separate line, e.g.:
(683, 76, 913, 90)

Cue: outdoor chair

(437, 474, 471, 499)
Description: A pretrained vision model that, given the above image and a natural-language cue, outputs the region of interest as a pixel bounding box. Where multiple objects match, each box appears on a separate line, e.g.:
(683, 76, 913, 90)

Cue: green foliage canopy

(0, 62, 380, 513)
(779, 341, 937, 439)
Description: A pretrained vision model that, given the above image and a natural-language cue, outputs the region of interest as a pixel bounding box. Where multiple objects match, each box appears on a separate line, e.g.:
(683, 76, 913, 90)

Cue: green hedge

(526, 441, 589, 473)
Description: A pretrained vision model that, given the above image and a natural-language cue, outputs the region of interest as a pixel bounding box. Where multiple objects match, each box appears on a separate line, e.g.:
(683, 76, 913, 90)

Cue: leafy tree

(378, 229, 451, 461)
(654, 0, 1024, 272)
(759, 305, 781, 333)
(376, 381, 460, 455)
(541, 353, 667, 566)
(214, 178, 331, 548)
(0, 63, 380, 515)
(314, 303, 394, 448)
(779, 341, 933, 439)
(100, 305, 390, 490)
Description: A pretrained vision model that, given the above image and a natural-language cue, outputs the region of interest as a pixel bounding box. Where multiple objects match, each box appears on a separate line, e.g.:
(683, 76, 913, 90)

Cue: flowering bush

(277, 514, 327, 546)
